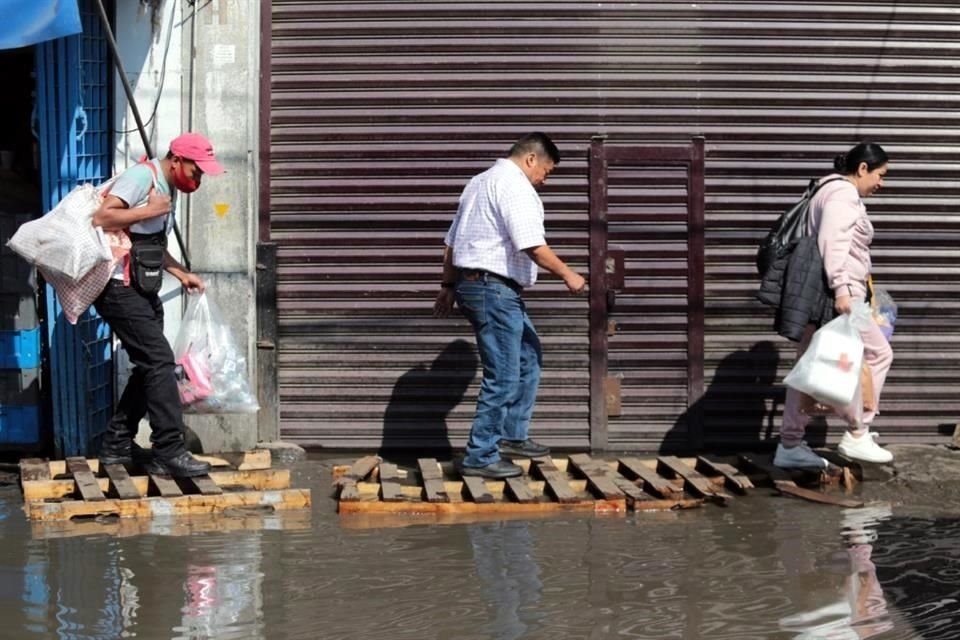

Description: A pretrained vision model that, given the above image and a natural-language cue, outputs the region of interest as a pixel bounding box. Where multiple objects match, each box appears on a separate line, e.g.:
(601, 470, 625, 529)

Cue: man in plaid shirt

(434, 132, 586, 479)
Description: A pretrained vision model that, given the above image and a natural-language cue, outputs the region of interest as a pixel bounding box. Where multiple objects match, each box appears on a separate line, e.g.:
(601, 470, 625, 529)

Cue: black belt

(459, 269, 523, 293)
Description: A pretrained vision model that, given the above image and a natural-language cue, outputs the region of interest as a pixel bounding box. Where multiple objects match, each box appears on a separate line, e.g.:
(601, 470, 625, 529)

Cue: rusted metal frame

(603, 146, 691, 164)
(258, 0, 272, 243)
(256, 243, 279, 441)
(588, 137, 610, 451)
(686, 137, 706, 451)
(256, 1, 278, 441)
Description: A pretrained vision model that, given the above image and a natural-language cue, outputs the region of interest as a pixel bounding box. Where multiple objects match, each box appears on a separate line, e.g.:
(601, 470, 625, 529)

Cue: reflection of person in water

(779, 505, 894, 639)
(380, 339, 478, 456)
(468, 521, 544, 640)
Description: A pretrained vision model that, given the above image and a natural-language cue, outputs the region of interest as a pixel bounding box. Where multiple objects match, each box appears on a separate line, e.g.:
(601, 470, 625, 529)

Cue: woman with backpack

(774, 142, 895, 469)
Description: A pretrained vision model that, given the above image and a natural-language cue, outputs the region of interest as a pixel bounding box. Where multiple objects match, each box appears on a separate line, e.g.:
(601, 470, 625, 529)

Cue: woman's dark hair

(834, 142, 888, 173)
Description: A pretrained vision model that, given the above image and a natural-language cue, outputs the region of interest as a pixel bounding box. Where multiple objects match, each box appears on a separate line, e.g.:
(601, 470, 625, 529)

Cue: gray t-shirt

(106, 159, 177, 279)
(108, 158, 176, 234)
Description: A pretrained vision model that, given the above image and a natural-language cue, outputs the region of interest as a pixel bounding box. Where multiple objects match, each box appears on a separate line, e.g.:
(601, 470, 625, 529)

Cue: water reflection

(467, 521, 544, 639)
(1, 468, 959, 639)
(778, 505, 895, 639)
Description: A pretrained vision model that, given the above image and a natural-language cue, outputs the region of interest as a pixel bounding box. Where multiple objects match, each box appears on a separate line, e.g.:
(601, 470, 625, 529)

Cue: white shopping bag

(783, 302, 873, 407)
(6, 180, 117, 282)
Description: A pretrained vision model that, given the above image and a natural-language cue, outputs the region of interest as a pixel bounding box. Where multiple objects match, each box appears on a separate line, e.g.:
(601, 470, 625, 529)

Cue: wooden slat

(194, 449, 272, 471)
(617, 457, 680, 499)
(65, 457, 106, 502)
(568, 454, 624, 500)
(774, 482, 864, 508)
(504, 476, 538, 503)
(26, 489, 312, 522)
(532, 459, 580, 504)
(657, 456, 729, 502)
(378, 462, 405, 502)
(102, 464, 141, 500)
(338, 478, 361, 501)
(695, 456, 754, 493)
(180, 475, 223, 496)
(20, 458, 51, 483)
(417, 458, 449, 503)
(461, 476, 495, 504)
(149, 474, 183, 498)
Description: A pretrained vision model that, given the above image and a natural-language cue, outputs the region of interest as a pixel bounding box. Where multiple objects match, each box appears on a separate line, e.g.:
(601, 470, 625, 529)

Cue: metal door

(589, 137, 706, 452)
(35, 0, 113, 456)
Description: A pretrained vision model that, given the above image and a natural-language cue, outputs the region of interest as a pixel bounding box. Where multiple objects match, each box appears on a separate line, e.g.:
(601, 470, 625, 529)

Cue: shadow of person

(378, 339, 477, 460)
(661, 341, 783, 454)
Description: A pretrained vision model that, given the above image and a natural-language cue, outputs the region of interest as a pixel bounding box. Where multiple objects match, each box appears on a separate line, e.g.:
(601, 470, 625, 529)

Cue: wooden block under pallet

(21, 469, 292, 502)
(26, 489, 312, 522)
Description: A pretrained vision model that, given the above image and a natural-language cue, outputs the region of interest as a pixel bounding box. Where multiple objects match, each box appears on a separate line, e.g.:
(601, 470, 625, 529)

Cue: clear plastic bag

(872, 286, 897, 342)
(173, 292, 259, 414)
(784, 302, 873, 408)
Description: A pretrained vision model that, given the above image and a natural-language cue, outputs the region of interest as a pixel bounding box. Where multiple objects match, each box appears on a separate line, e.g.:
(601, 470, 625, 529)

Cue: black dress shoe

(144, 451, 211, 478)
(498, 439, 550, 458)
(460, 460, 523, 479)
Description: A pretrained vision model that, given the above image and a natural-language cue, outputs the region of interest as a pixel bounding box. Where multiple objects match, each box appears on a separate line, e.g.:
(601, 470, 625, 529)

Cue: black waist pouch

(129, 233, 166, 296)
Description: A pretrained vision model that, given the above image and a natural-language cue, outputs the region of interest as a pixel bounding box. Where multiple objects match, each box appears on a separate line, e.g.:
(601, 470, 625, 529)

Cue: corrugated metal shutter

(267, 1, 960, 450)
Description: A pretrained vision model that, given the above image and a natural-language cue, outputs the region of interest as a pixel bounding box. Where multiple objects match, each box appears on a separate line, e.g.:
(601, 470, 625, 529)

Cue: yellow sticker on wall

(214, 203, 229, 218)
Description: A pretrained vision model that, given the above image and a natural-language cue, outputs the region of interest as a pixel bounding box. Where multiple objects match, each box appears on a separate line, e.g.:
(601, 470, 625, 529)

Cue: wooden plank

(695, 456, 754, 493)
(20, 458, 51, 483)
(149, 474, 183, 498)
(26, 489, 312, 522)
(568, 454, 624, 500)
(610, 475, 652, 504)
(179, 475, 223, 496)
(194, 449, 272, 471)
(461, 476, 495, 504)
(338, 496, 616, 517)
(102, 464, 141, 500)
(532, 459, 580, 504)
(657, 456, 729, 502)
(338, 478, 361, 501)
(617, 457, 680, 499)
(504, 476, 538, 504)
(378, 463, 405, 502)
(65, 457, 106, 502)
(336, 456, 380, 485)
(417, 458, 449, 503)
(22, 469, 291, 502)
(774, 481, 864, 508)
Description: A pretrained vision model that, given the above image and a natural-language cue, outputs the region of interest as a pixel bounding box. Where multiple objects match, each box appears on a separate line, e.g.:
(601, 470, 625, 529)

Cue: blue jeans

(456, 277, 542, 467)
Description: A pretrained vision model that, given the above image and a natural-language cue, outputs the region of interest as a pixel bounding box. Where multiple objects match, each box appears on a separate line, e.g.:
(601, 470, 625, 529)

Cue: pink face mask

(172, 160, 200, 193)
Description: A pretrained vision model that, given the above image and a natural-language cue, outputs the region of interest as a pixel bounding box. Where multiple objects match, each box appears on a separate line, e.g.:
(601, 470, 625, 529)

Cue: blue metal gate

(35, 0, 113, 456)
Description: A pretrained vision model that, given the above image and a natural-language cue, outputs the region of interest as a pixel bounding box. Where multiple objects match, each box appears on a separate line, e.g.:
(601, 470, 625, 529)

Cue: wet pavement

(0, 452, 958, 639)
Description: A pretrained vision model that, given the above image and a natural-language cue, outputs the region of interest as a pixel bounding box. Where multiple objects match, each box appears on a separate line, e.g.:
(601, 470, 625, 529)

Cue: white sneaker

(774, 442, 829, 469)
(838, 430, 893, 464)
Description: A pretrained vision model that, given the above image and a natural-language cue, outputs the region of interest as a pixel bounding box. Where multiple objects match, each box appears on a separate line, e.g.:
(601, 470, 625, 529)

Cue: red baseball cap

(169, 132, 225, 176)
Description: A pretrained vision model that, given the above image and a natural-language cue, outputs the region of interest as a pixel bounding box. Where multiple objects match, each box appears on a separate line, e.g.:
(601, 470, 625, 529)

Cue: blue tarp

(0, 0, 81, 50)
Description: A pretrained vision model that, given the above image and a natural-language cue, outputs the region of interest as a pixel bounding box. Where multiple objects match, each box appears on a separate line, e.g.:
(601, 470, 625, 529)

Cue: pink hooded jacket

(807, 174, 873, 300)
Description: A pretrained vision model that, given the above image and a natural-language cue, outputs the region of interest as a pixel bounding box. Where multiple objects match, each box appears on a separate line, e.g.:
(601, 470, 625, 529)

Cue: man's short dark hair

(509, 132, 560, 165)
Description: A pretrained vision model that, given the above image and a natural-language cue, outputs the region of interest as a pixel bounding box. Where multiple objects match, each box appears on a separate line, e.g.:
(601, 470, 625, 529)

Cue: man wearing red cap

(90, 133, 225, 477)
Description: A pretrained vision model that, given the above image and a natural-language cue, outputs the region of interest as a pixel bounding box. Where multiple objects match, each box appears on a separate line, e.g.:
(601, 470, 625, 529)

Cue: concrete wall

(114, 0, 260, 453)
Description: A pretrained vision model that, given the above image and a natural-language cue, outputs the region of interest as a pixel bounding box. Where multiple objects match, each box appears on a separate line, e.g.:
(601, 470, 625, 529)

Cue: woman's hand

(835, 294, 853, 315)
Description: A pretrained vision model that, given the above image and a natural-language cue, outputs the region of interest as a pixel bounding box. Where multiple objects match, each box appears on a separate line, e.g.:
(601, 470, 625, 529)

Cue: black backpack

(755, 177, 844, 276)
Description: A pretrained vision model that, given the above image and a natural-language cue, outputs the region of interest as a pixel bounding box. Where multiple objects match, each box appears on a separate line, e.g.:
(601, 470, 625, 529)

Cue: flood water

(0, 457, 957, 639)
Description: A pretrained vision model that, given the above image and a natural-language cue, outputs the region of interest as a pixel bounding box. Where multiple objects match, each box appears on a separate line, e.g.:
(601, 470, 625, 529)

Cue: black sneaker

(144, 451, 211, 478)
(498, 439, 550, 458)
(460, 460, 524, 479)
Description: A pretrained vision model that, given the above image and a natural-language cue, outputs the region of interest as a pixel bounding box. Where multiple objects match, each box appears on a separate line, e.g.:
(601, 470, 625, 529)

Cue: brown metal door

(589, 138, 706, 452)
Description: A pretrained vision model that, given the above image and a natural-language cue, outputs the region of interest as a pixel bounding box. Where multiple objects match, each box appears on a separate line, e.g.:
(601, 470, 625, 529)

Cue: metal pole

(93, 0, 191, 271)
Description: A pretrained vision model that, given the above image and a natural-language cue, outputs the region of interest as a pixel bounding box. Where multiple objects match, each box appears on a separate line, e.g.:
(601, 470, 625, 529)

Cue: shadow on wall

(661, 341, 826, 453)
(379, 339, 478, 458)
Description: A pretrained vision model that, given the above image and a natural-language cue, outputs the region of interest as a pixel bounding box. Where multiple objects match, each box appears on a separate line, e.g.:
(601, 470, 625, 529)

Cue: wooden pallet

(333, 452, 863, 517)
(19, 450, 312, 522)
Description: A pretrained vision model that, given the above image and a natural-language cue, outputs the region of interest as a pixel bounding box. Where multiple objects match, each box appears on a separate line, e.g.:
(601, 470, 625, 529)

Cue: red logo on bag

(838, 352, 853, 372)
